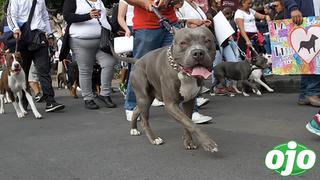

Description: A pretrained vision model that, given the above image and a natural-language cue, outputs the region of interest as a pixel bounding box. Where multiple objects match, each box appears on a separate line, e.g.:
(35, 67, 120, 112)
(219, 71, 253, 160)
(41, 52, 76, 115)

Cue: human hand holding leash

(89, 8, 101, 19)
(13, 29, 21, 39)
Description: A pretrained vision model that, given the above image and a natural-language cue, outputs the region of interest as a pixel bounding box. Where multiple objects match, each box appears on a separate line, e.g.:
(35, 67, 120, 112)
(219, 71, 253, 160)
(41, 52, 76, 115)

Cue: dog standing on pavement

(112, 27, 218, 152)
(213, 55, 270, 96)
(0, 52, 42, 119)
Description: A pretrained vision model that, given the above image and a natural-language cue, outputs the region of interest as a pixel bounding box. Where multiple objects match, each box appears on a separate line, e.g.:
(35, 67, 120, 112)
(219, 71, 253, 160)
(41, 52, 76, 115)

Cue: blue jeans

(124, 25, 176, 110)
(263, 34, 271, 54)
(299, 75, 320, 99)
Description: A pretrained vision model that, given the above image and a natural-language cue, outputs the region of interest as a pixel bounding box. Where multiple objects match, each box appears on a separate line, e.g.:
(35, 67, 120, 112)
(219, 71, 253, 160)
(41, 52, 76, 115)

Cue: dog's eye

(180, 41, 187, 46)
(205, 39, 211, 44)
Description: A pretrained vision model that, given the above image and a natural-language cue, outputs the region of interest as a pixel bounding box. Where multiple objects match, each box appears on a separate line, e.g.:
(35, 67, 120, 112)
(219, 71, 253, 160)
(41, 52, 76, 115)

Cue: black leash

(151, 5, 172, 32)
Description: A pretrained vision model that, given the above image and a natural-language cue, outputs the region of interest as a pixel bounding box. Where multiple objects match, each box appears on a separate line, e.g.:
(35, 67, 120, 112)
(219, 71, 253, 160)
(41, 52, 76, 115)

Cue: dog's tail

(110, 44, 137, 64)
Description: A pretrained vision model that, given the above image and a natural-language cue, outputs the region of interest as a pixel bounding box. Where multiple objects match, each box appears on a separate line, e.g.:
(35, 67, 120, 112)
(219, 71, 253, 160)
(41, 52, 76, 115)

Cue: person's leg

(96, 51, 117, 108)
(70, 38, 97, 101)
(20, 50, 33, 109)
(124, 28, 164, 111)
(304, 75, 320, 106)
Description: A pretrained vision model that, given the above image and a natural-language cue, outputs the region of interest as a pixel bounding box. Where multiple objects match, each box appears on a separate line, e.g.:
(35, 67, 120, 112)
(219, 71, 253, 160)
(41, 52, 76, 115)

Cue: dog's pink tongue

(191, 66, 211, 79)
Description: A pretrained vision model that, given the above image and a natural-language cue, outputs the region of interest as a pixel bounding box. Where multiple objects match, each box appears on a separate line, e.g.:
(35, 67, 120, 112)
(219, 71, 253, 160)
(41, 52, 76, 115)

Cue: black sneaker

(45, 102, 65, 112)
(35, 93, 44, 103)
(96, 95, 116, 108)
(84, 100, 99, 110)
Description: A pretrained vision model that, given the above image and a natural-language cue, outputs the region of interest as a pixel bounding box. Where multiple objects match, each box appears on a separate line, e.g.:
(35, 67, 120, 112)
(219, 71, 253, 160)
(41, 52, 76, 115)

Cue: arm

(254, 12, 270, 22)
(6, 0, 20, 38)
(118, 1, 131, 36)
(42, 0, 53, 35)
(235, 18, 251, 46)
(63, 0, 92, 24)
(125, 0, 151, 10)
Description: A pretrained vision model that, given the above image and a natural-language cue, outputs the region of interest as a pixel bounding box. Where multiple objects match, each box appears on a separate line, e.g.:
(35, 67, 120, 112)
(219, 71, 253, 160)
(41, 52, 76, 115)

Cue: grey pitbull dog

(114, 27, 218, 152)
(213, 56, 270, 96)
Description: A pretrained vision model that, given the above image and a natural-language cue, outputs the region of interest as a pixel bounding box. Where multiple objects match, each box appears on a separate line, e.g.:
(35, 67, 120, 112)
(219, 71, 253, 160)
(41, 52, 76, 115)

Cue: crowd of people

(0, 0, 320, 135)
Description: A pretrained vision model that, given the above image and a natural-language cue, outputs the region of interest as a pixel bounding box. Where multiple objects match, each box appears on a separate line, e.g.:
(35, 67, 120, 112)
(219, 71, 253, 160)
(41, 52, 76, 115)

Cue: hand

(154, 0, 171, 9)
(13, 29, 21, 39)
(291, 9, 303, 25)
(203, 19, 212, 27)
(265, 15, 271, 22)
(48, 38, 54, 47)
(125, 29, 131, 37)
(186, 19, 203, 28)
(90, 9, 101, 19)
(246, 40, 252, 47)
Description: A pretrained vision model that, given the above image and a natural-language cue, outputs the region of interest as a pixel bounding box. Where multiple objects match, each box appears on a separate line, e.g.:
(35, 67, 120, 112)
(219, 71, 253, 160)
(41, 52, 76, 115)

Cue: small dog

(247, 54, 274, 94)
(0, 52, 42, 119)
(298, 34, 319, 54)
(213, 55, 270, 96)
(57, 72, 67, 89)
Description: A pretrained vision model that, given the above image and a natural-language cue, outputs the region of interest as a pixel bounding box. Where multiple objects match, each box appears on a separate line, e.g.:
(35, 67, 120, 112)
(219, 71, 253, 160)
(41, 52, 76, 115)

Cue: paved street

(0, 90, 320, 180)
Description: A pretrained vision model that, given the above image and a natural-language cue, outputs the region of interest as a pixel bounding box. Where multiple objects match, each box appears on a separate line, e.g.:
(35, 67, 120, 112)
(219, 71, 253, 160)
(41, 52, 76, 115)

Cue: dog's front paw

(199, 136, 218, 153)
(22, 110, 28, 115)
(256, 90, 262, 96)
(152, 137, 164, 145)
(268, 88, 274, 93)
(35, 112, 42, 119)
(243, 92, 250, 97)
(0, 109, 4, 114)
(183, 139, 198, 150)
(130, 128, 141, 136)
(17, 112, 25, 118)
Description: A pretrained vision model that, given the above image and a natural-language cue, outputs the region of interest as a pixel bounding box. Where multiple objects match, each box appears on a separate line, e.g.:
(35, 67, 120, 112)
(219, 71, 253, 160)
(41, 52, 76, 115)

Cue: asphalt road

(0, 90, 319, 180)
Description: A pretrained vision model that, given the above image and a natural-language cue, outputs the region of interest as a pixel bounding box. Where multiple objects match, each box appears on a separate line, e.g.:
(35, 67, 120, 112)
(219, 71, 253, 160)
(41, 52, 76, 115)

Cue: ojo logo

(265, 141, 316, 176)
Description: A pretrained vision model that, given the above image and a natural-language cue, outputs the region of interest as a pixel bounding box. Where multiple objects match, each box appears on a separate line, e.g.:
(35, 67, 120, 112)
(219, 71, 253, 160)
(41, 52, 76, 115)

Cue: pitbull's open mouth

(11, 68, 21, 73)
(182, 65, 212, 79)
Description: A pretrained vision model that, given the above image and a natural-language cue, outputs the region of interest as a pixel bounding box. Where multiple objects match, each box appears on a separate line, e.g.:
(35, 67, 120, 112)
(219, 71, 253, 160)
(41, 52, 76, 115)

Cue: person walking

(63, 0, 117, 110)
(7, 0, 65, 112)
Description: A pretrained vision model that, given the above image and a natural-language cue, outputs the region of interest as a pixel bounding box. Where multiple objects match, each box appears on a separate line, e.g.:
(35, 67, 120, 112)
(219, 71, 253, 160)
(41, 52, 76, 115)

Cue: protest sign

(213, 11, 235, 46)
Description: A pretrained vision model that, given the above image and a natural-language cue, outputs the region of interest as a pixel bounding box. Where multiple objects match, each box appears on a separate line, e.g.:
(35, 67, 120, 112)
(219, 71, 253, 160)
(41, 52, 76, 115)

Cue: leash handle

(15, 38, 18, 53)
(151, 5, 172, 32)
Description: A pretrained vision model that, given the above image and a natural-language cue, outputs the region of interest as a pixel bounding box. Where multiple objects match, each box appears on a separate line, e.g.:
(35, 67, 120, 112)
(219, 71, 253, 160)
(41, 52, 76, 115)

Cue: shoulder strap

(84, 0, 103, 26)
(28, 0, 37, 24)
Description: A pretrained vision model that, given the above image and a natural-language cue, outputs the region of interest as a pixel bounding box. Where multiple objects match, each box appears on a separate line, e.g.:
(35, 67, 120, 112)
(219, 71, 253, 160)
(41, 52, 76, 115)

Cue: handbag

(0, 0, 37, 50)
(85, 0, 112, 54)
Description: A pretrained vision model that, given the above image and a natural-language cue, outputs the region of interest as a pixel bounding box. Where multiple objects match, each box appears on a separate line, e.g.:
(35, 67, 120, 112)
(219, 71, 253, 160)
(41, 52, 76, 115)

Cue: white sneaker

(192, 112, 212, 124)
(125, 110, 140, 121)
(196, 97, 210, 107)
(151, 99, 165, 107)
(201, 86, 210, 94)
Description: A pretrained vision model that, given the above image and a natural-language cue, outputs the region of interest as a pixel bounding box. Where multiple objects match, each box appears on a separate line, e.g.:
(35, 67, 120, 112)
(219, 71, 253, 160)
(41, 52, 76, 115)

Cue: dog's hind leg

(182, 100, 198, 150)
(17, 91, 28, 115)
(24, 89, 42, 119)
(130, 106, 141, 136)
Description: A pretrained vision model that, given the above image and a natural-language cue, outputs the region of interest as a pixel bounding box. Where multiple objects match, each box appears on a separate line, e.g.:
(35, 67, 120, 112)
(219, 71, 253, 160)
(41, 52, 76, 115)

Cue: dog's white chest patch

(8, 72, 26, 92)
(178, 72, 200, 102)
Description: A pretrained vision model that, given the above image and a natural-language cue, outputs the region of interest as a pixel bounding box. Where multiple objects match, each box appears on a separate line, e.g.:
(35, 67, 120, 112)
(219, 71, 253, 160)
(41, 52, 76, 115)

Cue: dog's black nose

(192, 49, 205, 61)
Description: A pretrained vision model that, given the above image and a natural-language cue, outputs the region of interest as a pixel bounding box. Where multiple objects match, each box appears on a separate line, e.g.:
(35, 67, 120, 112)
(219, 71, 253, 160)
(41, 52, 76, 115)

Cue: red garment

(132, 6, 178, 30)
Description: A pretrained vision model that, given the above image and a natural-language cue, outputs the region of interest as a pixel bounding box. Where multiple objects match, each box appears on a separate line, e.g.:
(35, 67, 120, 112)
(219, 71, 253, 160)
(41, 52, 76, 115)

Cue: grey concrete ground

(0, 90, 319, 180)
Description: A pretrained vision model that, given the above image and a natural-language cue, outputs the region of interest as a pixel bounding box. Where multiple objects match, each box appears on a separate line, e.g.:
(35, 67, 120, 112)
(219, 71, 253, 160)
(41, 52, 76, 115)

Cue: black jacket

(59, 0, 92, 61)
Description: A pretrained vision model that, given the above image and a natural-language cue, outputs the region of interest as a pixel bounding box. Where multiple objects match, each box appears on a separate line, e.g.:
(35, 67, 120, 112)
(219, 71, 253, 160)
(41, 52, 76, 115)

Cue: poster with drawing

(268, 16, 320, 75)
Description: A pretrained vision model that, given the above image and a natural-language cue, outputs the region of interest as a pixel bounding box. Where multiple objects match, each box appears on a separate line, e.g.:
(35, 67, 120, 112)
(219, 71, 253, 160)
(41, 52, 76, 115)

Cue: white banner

(213, 11, 235, 46)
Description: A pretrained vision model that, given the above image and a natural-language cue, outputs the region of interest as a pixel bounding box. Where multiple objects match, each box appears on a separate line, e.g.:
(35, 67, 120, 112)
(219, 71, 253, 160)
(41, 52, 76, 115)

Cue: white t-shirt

(176, 1, 207, 20)
(120, 0, 134, 26)
(234, 8, 257, 33)
(70, 0, 111, 39)
(314, 0, 320, 16)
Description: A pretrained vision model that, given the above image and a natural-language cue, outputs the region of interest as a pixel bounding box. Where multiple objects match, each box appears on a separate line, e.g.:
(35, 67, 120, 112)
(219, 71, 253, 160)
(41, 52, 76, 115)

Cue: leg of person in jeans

(299, 75, 320, 106)
(124, 28, 171, 120)
(33, 46, 65, 112)
(96, 51, 117, 108)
